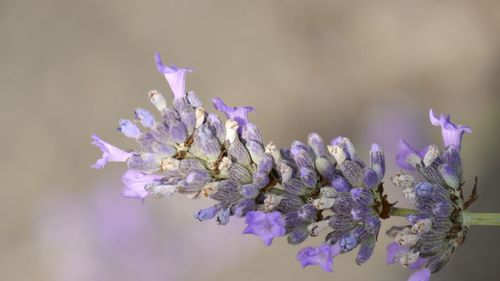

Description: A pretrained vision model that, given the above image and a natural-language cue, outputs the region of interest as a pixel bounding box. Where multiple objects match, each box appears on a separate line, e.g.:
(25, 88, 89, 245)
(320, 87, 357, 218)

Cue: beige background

(1, 0, 500, 280)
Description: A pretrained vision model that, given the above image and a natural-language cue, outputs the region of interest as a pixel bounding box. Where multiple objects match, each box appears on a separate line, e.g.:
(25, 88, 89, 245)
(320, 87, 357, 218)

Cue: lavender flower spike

(243, 211, 285, 246)
(91, 134, 131, 169)
(429, 109, 471, 150)
(389, 109, 475, 281)
(212, 97, 255, 127)
(154, 52, 194, 99)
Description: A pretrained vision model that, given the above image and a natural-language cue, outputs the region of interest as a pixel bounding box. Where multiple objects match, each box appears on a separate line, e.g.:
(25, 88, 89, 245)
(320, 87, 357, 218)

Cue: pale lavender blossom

(243, 211, 285, 246)
(154, 52, 194, 99)
(91, 134, 131, 169)
(121, 169, 163, 200)
(297, 243, 341, 272)
(212, 97, 255, 127)
(429, 109, 471, 150)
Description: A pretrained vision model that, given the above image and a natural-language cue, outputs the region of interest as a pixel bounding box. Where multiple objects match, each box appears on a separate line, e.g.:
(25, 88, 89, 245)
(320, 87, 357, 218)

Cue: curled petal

(91, 135, 131, 169)
(154, 52, 194, 99)
(212, 97, 255, 127)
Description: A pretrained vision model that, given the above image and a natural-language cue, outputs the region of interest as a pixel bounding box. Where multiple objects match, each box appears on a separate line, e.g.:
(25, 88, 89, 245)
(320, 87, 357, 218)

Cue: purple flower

(297, 243, 341, 272)
(121, 169, 163, 200)
(212, 97, 255, 127)
(386, 242, 426, 269)
(408, 268, 431, 281)
(242, 211, 285, 246)
(91, 135, 131, 169)
(429, 109, 471, 150)
(154, 52, 194, 99)
(396, 140, 425, 170)
(118, 119, 141, 138)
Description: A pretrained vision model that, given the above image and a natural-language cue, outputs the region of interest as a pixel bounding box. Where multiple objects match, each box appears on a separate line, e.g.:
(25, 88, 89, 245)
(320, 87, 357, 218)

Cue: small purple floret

(386, 242, 406, 264)
(297, 243, 341, 272)
(121, 169, 163, 200)
(91, 135, 131, 169)
(429, 109, 471, 150)
(243, 211, 285, 246)
(212, 97, 255, 127)
(154, 52, 194, 99)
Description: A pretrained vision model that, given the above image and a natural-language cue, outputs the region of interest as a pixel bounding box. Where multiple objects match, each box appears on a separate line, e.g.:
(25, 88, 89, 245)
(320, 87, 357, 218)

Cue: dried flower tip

(411, 219, 432, 234)
(320, 187, 337, 198)
(195, 107, 206, 128)
(145, 184, 177, 198)
(391, 171, 415, 189)
(200, 182, 220, 197)
(264, 194, 283, 211)
(313, 197, 335, 210)
(225, 119, 239, 143)
(399, 251, 420, 267)
(328, 145, 346, 165)
(423, 145, 440, 167)
(161, 158, 180, 171)
(148, 90, 167, 111)
(265, 141, 277, 154)
(217, 156, 232, 175)
(308, 220, 330, 237)
(395, 228, 419, 246)
(403, 188, 416, 203)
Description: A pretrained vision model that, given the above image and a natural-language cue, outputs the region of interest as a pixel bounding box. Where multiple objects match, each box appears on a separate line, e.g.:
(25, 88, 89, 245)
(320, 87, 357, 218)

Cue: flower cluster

(388, 110, 474, 281)
(92, 53, 392, 272)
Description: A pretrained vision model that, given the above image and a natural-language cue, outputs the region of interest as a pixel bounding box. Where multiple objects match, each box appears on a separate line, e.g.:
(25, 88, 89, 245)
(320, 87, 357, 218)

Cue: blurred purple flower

(36, 183, 256, 281)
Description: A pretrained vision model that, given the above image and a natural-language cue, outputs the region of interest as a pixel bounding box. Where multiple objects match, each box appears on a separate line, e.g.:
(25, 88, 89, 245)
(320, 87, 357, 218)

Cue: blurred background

(1, 0, 499, 280)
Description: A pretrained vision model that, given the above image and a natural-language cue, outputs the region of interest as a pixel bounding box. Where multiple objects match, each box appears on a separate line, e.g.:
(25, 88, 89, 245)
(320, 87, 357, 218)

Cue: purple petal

(408, 268, 431, 281)
(243, 211, 285, 246)
(134, 108, 156, 128)
(429, 109, 471, 149)
(212, 97, 255, 127)
(396, 140, 422, 170)
(154, 52, 194, 99)
(386, 242, 405, 264)
(121, 169, 163, 200)
(331, 177, 351, 192)
(296, 243, 340, 272)
(409, 257, 427, 270)
(118, 119, 141, 138)
(91, 135, 131, 169)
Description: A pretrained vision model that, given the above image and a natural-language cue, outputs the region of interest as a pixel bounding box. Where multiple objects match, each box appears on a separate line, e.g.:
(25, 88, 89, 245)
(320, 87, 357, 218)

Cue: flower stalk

(389, 207, 419, 217)
(463, 211, 500, 226)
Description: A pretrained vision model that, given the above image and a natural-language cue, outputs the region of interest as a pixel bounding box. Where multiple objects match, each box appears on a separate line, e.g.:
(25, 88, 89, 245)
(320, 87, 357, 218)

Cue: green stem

(390, 207, 419, 217)
(463, 212, 500, 226)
